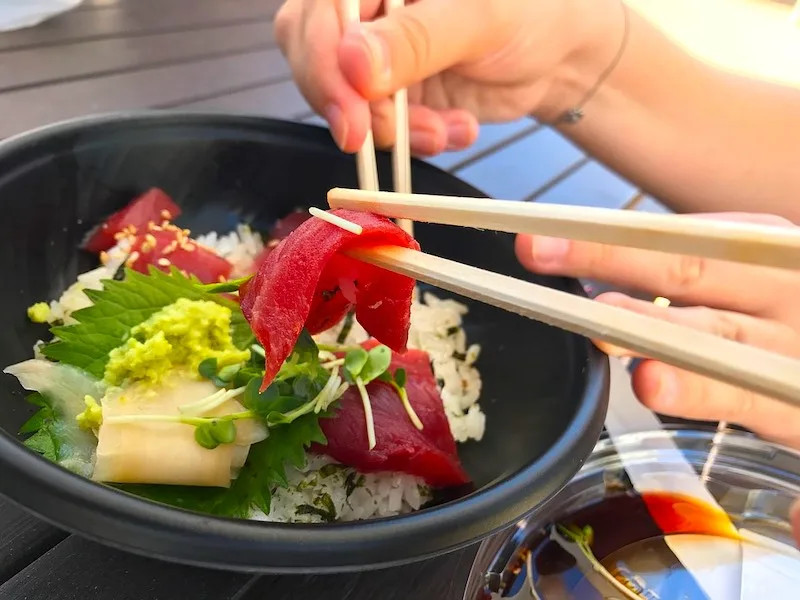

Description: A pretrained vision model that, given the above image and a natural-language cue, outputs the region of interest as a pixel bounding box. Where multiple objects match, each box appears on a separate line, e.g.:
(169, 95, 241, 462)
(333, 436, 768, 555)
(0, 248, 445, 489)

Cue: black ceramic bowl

(0, 112, 608, 573)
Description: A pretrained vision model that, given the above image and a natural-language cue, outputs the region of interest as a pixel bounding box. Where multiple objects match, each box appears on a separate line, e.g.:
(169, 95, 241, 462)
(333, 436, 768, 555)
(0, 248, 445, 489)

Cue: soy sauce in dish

(478, 490, 789, 600)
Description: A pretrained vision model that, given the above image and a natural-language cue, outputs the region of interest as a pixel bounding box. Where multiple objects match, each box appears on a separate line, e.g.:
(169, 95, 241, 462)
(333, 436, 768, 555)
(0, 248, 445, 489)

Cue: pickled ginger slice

(94, 373, 266, 487)
(4, 359, 101, 477)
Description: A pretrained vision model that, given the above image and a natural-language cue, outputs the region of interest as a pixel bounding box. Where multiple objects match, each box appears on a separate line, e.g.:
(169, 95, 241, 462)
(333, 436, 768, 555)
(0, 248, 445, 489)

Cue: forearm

(542, 2, 800, 221)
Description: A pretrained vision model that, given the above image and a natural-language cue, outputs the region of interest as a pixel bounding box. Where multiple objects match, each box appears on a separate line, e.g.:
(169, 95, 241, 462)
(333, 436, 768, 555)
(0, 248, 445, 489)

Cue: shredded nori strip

(320, 464, 342, 478)
(452, 351, 467, 361)
(296, 504, 335, 522)
(337, 311, 355, 344)
(344, 472, 357, 497)
(296, 492, 337, 522)
(321, 287, 339, 302)
(344, 472, 363, 497)
(446, 326, 459, 336)
(113, 261, 127, 281)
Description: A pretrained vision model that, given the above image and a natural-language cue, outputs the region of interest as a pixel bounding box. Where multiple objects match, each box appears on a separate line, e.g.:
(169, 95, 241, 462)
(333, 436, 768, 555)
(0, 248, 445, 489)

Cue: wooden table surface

(0, 1, 671, 599)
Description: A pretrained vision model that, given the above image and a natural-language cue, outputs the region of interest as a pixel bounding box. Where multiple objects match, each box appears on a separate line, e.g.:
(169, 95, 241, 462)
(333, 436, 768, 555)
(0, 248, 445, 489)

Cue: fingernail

(324, 104, 348, 150)
(445, 122, 472, 150)
(410, 130, 438, 156)
(358, 27, 392, 88)
(530, 236, 570, 266)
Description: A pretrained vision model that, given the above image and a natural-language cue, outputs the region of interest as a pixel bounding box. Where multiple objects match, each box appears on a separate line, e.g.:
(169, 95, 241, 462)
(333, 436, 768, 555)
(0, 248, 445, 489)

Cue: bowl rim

(0, 110, 610, 573)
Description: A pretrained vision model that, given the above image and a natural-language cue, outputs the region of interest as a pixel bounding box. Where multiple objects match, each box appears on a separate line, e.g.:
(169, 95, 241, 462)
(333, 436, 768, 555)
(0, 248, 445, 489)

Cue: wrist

(533, 0, 625, 123)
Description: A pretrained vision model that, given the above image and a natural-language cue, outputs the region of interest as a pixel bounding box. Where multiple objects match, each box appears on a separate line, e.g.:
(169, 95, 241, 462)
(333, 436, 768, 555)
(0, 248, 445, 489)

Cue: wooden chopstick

(384, 0, 413, 236)
(329, 188, 800, 270)
(348, 245, 800, 407)
(341, 0, 380, 191)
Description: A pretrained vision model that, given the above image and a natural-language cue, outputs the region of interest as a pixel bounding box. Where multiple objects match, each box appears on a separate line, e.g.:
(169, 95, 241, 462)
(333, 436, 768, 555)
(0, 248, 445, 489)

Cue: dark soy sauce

(477, 491, 746, 599)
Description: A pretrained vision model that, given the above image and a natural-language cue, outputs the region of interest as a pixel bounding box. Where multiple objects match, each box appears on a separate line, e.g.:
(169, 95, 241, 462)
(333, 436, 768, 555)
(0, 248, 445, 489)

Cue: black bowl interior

(0, 113, 608, 572)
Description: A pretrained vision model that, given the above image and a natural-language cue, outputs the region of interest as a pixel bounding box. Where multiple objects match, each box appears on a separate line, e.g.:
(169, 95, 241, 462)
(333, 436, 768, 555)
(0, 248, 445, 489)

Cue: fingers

(592, 292, 800, 358)
(632, 360, 800, 449)
(338, 0, 499, 99)
(514, 221, 800, 318)
(370, 102, 477, 155)
(277, 0, 483, 153)
(275, 0, 381, 152)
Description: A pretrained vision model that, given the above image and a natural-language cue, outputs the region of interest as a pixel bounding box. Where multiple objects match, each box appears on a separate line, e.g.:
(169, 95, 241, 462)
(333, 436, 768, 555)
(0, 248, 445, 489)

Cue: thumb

(338, 0, 494, 98)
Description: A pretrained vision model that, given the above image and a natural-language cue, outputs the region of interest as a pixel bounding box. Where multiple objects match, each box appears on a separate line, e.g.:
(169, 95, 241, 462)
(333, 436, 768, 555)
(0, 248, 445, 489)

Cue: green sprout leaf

(192, 418, 238, 450)
(344, 348, 368, 379)
(194, 424, 218, 449)
(360, 345, 391, 384)
(198, 357, 218, 380)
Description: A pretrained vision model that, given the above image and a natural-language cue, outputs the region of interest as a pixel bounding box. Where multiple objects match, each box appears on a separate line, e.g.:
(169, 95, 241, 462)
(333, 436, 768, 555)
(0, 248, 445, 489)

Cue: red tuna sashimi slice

(128, 226, 233, 284)
(249, 210, 313, 273)
(83, 188, 182, 253)
(314, 342, 469, 487)
(240, 209, 420, 390)
(270, 210, 312, 240)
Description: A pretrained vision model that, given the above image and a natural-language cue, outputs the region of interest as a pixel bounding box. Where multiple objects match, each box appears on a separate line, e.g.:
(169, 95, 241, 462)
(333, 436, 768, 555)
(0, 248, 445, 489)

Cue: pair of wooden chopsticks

(327, 188, 800, 409)
(341, 0, 413, 235)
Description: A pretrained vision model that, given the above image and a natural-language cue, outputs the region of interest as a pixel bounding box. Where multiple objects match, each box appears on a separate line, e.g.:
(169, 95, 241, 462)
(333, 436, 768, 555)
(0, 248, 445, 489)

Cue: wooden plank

(0, 0, 281, 52)
(0, 49, 291, 138)
(77, 0, 125, 9)
(0, 534, 475, 600)
(0, 536, 255, 600)
(634, 195, 673, 213)
(238, 546, 477, 600)
(178, 80, 311, 120)
(0, 498, 67, 585)
(425, 119, 538, 172)
(0, 22, 275, 92)
(456, 128, 584, 200)
(533, 160, 639, 208)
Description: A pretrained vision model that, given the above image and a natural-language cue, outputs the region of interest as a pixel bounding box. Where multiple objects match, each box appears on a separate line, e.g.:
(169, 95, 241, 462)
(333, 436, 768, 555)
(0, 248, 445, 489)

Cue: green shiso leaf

(42, 266, 252, 378)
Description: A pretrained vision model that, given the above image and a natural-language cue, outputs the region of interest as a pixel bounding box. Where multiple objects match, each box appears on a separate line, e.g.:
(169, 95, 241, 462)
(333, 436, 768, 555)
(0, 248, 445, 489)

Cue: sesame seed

(125, 251, 141, 267)
(157, 258, 171, 267)
(145, 233, 156, 246)
(99, 251, 109, 265)
(162, 240, 178, 255)
(217, 275, 227, 283)
(183, 243, 196, 252)
(140, 242, 153, 253)
(160, 209, 173, 220)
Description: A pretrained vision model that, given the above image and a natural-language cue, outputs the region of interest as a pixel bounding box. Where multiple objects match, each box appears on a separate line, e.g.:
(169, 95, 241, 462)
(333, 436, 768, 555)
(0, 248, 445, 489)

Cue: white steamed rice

(44, 222, 485, 524)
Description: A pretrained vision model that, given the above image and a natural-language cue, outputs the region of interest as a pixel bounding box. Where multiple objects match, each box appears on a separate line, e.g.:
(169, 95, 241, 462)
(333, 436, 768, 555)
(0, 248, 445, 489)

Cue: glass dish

(464, 426, 800, 599)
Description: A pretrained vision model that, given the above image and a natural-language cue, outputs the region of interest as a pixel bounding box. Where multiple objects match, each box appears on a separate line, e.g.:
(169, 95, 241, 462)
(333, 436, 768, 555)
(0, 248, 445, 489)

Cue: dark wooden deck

(0, 2, 669, 598)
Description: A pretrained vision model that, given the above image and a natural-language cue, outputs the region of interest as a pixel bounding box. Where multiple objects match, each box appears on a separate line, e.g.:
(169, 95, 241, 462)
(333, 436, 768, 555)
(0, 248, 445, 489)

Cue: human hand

(515, 213, 800, 450)
(275, 0, 621, 155)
